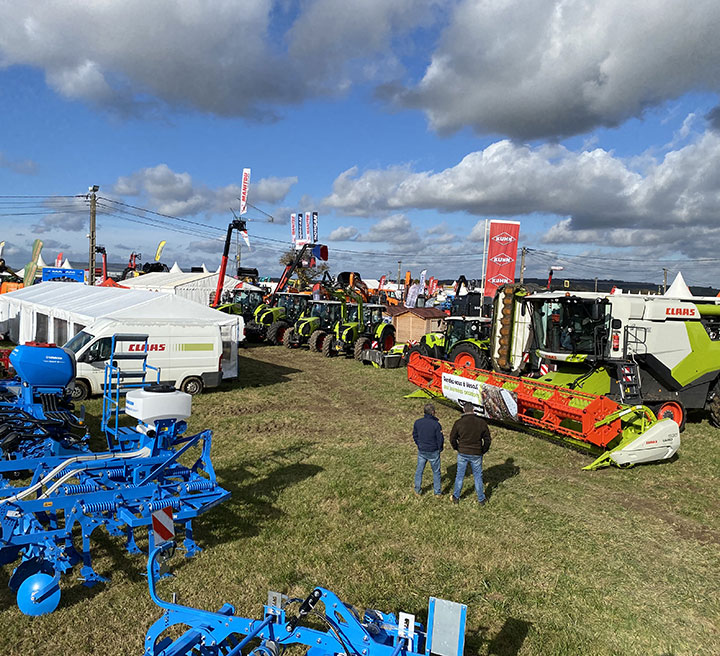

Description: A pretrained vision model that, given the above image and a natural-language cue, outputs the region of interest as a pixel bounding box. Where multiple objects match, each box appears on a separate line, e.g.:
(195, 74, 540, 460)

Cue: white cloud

(394, 0, 720, 139)
(111, 164, 296, 216)
(327, 226, 359, 241)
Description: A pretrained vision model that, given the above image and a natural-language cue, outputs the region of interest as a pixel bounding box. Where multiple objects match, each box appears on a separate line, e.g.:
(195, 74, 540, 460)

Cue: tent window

(54, 318, 68, 346)
(73, 324, 86, 336)
(36, 314, 48, 343)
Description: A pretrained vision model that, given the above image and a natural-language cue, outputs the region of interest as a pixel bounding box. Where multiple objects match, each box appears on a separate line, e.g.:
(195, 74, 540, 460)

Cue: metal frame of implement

(144, 542, 467, 656)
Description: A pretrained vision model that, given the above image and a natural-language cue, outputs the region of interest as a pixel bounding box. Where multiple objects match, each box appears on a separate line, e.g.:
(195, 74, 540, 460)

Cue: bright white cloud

(325, 129, 720, 257)
(327, 226, 359, 241)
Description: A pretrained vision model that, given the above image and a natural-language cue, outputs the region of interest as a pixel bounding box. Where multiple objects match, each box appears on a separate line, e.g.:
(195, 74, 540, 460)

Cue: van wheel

(181, 377, 204, 395)
(70, 379, 90, 401)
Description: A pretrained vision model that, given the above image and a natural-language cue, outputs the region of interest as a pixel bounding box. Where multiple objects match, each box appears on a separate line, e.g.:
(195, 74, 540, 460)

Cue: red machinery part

(407, 355, 628, 450)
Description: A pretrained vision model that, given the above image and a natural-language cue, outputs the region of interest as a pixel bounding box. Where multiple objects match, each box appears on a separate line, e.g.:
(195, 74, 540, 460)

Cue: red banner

(484, 220, 520, 297)
(291, 213, 296, 243)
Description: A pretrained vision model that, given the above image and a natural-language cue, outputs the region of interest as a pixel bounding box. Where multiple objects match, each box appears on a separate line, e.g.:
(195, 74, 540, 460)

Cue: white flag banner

(239, 168, 251, 215)
(419, 269, 427, 295)
(241, 230, 251, 250)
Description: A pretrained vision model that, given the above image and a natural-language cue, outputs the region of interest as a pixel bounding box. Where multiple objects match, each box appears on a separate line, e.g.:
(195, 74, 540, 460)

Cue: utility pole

(519, 246, 526, 284)
(88, 185, 99, 285)
(594, 277, 598, 292)
(397, 260, 402, 291)
(663, 268, 668, 293)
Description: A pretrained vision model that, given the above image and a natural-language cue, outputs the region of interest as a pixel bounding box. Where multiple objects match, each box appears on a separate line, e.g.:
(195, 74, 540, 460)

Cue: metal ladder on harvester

(101, 333, 160, 450)
(616, 362, 643, 405)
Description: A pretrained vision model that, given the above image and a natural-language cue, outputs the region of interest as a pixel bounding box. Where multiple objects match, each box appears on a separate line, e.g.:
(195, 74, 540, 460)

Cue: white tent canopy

(664, 272, 693, 299)
(0, 282, 242, 351)
(170, 261, 182, 273)
(117, 271, 239, 305)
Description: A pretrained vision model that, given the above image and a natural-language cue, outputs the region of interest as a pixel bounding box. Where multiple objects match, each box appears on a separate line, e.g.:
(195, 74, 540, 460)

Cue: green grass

(2, 345, 720, 655)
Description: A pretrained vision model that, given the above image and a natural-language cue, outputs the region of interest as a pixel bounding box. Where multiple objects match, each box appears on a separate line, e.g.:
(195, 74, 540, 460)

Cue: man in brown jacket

(450, 402, 492, 505)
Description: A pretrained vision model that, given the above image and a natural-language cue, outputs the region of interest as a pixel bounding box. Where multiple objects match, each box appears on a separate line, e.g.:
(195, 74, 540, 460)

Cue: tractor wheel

(267, 321, 289, 345)
(120, 267, 137, 280)
(70, 379, 90, 401)
(448, 343, 489, 370)
(322, 335, 336, 357)
(380, 328, 396, 352)
(180, 376, 204, 395)
(404, 343, 429, 366)
(354, 336, 372, 361)
(654, 401, 686, 432)
(309, 330, 327, 352)
(283, 327, 295, 348)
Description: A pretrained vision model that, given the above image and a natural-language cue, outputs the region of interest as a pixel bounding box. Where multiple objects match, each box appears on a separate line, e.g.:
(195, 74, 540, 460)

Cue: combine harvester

(143, 541, 467, 656)
(407, 355, 680, 470)
(0, 339, 229, 615)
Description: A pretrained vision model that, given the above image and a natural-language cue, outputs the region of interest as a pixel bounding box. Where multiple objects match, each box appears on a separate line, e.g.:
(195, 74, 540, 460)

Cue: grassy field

(2, 344, 720, 655)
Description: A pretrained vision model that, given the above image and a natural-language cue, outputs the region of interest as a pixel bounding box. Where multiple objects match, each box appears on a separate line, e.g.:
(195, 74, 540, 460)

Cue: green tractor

(404, 316, 491, 369)
(217, 287, 267, 338)
(283, 299, 345, 351)
(323, 301, 396, 360)
(250, 292, 312, 345)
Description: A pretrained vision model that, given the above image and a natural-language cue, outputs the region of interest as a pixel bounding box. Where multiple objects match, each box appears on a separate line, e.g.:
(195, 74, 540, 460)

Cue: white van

(64, 317, 241, 400)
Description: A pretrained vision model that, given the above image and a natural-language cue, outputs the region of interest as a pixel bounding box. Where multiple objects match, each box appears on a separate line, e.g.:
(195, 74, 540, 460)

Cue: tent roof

(118, 271, 236, 289)
(664, 272, 693, 299)
(1, 281, 237, 326)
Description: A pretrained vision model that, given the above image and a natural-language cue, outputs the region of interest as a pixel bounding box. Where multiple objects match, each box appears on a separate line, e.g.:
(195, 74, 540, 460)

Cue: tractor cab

(444, 316, 491, 353)
(284, 300, 345, 350)
(528, 294, 610, 361)
(218, 288, 265, 320)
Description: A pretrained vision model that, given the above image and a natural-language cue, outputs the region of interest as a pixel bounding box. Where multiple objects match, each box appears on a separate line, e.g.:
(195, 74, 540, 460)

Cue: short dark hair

(424, 403, 435, 415)
(463, 402, 475, 414)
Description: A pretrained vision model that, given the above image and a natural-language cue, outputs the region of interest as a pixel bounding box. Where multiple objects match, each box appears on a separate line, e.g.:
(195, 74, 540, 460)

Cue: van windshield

(65, 330, 95, 353)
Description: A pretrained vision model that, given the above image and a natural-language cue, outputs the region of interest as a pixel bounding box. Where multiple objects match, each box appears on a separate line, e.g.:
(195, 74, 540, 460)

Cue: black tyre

(404, 343, 429, 366)
(309, 330, 327, 352)
(180, 376, 204, 395)
(266, 321, 289, 345)
(448, 343, 489, 370)
(70, 379, 90, 401)
(321, 335, 336, 357)
(120, 267, 137, 280)
(283, 327, 295, 348)
(354, 336, 372, 361)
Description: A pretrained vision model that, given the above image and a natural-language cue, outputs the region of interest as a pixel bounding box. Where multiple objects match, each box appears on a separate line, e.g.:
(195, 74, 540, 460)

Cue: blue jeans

(415, 449, 442, 494)
(453, 453, 485, 502)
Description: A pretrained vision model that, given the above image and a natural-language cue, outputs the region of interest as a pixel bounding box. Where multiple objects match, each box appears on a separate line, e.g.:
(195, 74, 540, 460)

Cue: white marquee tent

(0, 283, 243, 372)
(116, 271, 239, 305)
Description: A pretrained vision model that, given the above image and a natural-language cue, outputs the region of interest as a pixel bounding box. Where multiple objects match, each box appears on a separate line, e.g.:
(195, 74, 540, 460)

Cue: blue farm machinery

(0, 340, 229, 615)
(143, 541, 467, 656)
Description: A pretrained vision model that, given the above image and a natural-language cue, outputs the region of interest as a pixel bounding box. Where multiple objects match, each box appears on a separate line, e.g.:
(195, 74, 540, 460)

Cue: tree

(279, 248, 330, 291)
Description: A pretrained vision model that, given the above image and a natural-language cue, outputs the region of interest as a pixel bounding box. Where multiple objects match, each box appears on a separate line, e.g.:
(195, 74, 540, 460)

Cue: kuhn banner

(291, 213, 296, 243)
(484, 220, 520, 297)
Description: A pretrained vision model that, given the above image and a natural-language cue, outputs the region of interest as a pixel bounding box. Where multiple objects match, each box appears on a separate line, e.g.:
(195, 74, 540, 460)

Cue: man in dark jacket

(412, 403, 444, 495)
(450, 402, 491, 505)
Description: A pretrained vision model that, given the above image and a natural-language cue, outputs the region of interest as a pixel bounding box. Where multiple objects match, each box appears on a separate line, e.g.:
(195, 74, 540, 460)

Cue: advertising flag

(55, 252, 63, 267)
(404, 283, 420, 308)
(297, 212, 304, 240)
(240, 230, 251, 250)
(378, 275, 386, 291)
(484, 220, 520, 297)
(305, 212, 311, 241)
(291, 213, 296, 244)
(154, 240, 167, 262)
(419, 269, 427, 294)
(312, 212, 319, 242)
(239, 168, 251, 215)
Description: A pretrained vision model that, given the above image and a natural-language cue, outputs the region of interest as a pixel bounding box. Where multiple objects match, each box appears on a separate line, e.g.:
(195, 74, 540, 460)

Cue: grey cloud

(396, 0, 720, 139)
(110, 165, 296, 217)
(0, 151, 37, 175)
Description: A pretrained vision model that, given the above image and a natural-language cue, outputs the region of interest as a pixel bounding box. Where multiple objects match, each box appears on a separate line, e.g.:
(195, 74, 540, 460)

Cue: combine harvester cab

(407, 355, 680, 469)
(143, 541, 467, 656)
(496, 280, 720, 431)
(0, 340, 229, 615)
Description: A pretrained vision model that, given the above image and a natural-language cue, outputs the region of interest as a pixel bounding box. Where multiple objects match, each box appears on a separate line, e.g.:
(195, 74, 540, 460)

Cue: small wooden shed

(386, 306, 447, 343)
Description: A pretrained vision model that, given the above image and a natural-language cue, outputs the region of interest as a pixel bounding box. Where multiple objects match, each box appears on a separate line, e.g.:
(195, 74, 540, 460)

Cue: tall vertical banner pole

(305, 212, 311, 242)
(480, 219, 488, 297)
(239, 168, 251, 216)
(312, 212, 319, 242)
(291, 213, 297, 245)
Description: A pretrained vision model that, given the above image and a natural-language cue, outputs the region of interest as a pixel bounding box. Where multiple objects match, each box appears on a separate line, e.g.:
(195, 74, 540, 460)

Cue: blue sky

(1, 1, 720, 287)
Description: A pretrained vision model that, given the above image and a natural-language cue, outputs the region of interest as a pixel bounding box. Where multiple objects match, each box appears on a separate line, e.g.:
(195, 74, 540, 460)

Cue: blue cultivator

(145, 542, 467, 656)
(0, 343, 89, 473)
(0, 343, 229, 615)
